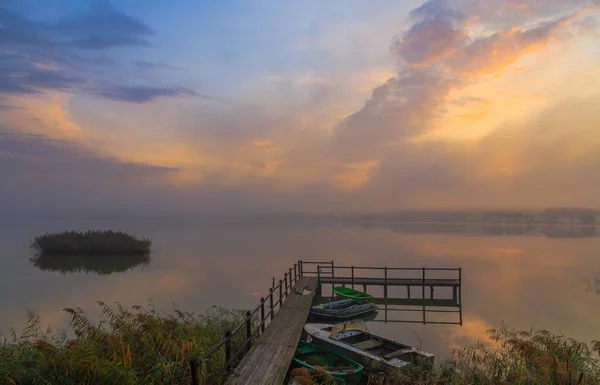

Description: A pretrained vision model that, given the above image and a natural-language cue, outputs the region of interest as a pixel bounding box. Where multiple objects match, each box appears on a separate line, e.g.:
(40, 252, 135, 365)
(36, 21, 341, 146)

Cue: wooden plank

(229, 277, 317, 385)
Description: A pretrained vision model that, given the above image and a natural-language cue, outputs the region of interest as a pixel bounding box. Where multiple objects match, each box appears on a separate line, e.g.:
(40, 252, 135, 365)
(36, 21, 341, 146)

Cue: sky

(1, 0, 600, 214)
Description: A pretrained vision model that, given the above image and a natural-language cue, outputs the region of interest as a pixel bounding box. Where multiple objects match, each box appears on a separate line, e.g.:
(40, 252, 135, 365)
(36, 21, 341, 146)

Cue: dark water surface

(1, 217, 598, 359)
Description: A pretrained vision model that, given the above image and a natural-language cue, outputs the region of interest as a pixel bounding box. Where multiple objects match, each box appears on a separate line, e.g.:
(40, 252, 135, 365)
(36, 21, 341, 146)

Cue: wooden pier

(190, 260, 462, 385)
(229, 277, 317, 385)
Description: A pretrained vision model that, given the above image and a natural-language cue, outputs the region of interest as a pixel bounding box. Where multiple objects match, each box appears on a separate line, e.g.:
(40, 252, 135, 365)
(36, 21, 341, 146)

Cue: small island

(31, 230, 152, 255)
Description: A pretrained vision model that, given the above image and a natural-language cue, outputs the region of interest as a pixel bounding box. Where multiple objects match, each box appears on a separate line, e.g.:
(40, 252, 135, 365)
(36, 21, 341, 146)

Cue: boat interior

(324, 326, 421, 362)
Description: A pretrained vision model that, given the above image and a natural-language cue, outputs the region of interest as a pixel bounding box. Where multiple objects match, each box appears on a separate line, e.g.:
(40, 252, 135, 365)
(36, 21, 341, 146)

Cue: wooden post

(272, 277, 275, 291)
(260, 298, 265, 332)
(246, 311, 252, 352)
(299, 260, 303, 276)
(422, 267, 426, 325)
(459, 268, 463, 326)
(225, 331, 232, 374)
(284, 273, 288, 298)
(279, 280, 283, 305)
(289, 268, 293, 287)
(269, 288, 274, 320)
(422, 267, 426, 299)
(458, 268, 462, 304)
(363, 284, 367, 293)
(430, 286, 434, 299)
(331, 260, 335, 278)
(351, 265, 354, 289)
(189, 359, 199, 385)
(407, 285, 411, 299)
(294, 263, 297, 281)
(384, 266, 388, 299)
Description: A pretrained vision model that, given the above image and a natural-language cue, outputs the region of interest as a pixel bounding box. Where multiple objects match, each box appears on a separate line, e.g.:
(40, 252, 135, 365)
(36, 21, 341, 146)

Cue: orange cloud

(334, 160, 380, 189)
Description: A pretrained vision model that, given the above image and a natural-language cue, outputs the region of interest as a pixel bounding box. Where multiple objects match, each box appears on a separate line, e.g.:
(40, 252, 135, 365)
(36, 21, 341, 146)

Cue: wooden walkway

(229, 277, 317, 385)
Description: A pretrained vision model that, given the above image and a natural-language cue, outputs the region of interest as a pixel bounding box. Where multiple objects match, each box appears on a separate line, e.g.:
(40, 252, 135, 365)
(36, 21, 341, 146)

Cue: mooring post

(269, 288, 274, 320)
(260, 298, 265, 332)
(245, 311, 252, 352)
(384, 266, 388, 299)
(225, 331, 232, 374)
(189, 359, 199, 385)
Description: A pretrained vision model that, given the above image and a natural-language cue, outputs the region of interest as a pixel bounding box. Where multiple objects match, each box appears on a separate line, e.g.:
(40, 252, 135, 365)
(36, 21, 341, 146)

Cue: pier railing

(189, 261, 303, 384)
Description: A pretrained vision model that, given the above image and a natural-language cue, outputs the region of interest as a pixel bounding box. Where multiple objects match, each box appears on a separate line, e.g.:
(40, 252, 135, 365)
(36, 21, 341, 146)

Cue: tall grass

(31, 230, 152, 255)
(0, 303, 251, 384)
(363, 325, 600, 385)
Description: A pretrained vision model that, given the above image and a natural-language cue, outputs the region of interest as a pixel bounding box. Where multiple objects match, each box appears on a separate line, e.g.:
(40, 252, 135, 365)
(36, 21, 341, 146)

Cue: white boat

(304, 320, 434, 370)
(309, 299, 377, 321)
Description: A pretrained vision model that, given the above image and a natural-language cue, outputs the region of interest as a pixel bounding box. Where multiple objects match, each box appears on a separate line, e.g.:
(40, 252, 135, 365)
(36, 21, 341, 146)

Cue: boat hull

(292, 341, 364, 385)
(310, 299, 377, 321)
(304, 323, 434, 371)
(333, 287, 374, 304)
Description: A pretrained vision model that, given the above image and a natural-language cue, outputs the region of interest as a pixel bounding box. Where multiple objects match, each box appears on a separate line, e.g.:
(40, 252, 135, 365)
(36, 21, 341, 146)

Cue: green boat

(292, 341, 364, 385)
(333, 287, 374, 304)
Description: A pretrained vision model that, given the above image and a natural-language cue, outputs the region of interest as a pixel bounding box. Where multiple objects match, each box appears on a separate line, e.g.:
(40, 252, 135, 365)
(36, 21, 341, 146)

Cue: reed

(0, 303, 251, 384)
(31, 230, 152, 255)
(363, 324, 600, 385)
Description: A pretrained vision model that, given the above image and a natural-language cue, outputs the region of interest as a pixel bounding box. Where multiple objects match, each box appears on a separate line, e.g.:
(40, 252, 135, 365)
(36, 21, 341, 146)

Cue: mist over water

(1, 215, 598, 359)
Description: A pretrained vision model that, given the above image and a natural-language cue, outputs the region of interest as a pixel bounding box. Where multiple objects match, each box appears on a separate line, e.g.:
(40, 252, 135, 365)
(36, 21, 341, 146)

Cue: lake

(1, 216, 598, 360)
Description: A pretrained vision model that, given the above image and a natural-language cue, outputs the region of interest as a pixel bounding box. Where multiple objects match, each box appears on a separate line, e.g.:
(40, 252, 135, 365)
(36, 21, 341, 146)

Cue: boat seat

(353, 339, 384, 350)
(383, 347, 417, 360)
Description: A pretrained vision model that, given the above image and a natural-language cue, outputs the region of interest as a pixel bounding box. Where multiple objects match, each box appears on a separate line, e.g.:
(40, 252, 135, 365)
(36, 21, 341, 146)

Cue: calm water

(1, 217, 599, 359)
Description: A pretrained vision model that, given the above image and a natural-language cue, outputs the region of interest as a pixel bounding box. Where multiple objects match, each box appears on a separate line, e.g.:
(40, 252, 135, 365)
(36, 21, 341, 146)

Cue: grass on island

(31, 230, 152, 255)
(0, 303, 254, 385)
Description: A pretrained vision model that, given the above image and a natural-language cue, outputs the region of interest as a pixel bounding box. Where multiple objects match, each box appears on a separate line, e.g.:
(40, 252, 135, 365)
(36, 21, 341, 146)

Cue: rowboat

(291, 340, 364, 385)
(310, 299, 377, 321)
(304, 320, 434, 370)
(333, 287, 374, 303)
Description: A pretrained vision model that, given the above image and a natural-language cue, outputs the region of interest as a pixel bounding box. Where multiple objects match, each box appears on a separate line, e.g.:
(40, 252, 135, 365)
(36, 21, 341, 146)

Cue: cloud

(0, 132, 178, 212)
(133, 60, 185, 71)
(53, 0, 154, 49)
(330, 0, 594, 162)
(95, 85, 200, 103)
(0, 1, 192, 103)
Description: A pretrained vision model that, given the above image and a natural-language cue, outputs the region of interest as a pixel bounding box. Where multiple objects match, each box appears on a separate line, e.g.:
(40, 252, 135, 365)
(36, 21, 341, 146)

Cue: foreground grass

(31, 230, 152, 255)
(0, 304, 249, 385)
(364, 325, 600, 385)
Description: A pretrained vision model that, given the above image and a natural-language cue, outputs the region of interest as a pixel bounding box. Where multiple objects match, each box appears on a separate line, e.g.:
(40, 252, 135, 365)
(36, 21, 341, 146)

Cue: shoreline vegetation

(1, 306, 599, 385)
(31, 230, 152, 255)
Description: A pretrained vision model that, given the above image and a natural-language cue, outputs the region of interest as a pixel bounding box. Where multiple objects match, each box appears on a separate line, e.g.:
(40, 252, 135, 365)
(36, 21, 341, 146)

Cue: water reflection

(30, 252, 151, 275)
(351, 221, 598, 238)
(1, 217, 599, 360)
